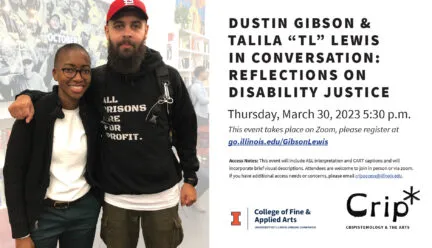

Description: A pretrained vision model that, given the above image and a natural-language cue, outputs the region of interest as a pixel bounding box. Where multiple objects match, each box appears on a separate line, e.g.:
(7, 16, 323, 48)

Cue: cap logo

(124, 0, 134, 5)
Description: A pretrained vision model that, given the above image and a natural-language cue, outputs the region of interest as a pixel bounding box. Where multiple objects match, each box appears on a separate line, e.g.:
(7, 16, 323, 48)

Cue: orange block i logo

(231, 211, 241, 226)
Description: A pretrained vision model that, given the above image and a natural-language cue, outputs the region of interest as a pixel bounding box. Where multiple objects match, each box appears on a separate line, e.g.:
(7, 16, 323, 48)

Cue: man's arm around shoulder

(8, 90, 47, 122)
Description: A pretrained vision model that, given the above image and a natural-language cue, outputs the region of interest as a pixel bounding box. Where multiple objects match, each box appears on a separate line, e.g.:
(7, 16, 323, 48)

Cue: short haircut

(194, 66, 206, 78)
(54, 43, 90, 67)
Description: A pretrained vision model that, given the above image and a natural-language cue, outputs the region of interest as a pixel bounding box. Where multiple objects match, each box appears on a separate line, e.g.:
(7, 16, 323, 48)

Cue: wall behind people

(0, 0, 110, 102)
(144, 1, 176, 57)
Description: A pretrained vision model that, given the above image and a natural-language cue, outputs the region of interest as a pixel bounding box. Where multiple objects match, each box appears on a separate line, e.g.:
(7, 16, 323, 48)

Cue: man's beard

(107, 39, 147, 74)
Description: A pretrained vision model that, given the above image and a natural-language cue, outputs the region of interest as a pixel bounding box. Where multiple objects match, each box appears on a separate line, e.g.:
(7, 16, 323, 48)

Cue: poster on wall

(175, 0, 206, 34)
(208, 0, 432, 247)
(0, 0, 109, 102)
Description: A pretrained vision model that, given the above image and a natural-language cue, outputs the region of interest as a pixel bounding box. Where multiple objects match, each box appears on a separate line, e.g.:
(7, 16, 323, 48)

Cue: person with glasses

(3, 43, 102, 248)
(8, 54, 47, 101)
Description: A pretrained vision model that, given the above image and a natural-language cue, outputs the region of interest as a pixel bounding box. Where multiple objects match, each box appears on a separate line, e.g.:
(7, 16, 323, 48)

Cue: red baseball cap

(106, 0, 148, 22)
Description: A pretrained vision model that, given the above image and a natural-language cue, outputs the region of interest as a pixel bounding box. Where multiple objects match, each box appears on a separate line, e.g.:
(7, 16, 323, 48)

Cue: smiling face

(52, 48, 91, 109)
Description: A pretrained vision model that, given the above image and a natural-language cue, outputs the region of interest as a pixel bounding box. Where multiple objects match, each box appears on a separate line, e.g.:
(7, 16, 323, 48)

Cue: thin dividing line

(247, 208, 249, 230)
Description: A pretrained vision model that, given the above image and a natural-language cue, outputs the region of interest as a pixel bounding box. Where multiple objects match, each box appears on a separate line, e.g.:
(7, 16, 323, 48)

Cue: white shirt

(105, 183, 180, 211)
(45, 108, 90, 201)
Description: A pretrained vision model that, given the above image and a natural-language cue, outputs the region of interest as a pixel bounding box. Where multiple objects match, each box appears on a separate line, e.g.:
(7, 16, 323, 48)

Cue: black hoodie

(88, 47, 199, 194)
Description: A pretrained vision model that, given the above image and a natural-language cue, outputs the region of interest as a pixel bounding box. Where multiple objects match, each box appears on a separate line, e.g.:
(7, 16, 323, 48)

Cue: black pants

(30, 193, 101, 248)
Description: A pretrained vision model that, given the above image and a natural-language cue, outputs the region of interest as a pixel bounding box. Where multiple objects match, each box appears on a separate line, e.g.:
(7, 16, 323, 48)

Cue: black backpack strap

(155, 65, 170, 87)
(155, 63, 174, 111)
(155, 64, 175, 144)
